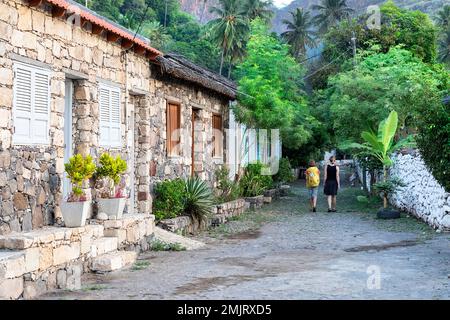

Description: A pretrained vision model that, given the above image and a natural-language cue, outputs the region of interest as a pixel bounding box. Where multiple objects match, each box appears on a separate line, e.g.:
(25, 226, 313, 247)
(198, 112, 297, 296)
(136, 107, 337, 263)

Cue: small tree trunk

(383, 165, 388, 209)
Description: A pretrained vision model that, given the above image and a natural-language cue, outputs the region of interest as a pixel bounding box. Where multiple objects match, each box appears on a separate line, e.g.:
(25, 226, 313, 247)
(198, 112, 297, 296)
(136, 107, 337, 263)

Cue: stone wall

(158, 198, 246, 234)
(0, 0, 230, 234)
(389, 151, 450, 231)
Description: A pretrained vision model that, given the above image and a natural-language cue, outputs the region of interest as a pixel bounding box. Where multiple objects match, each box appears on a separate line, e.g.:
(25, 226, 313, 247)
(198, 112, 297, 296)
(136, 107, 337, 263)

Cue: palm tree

(312, 0, 353, 34)
(282, 8, 317, 60)
(141, 21, 171, 50)
(436, 5, 450, 28)
(242, 0, 274, 23)
(208, 0, 249, 76)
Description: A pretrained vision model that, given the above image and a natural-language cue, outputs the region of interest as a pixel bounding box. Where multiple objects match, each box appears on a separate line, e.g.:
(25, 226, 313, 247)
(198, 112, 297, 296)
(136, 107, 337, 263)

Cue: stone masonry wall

(0, 0, 152, 234)
(147, 75, 229, 191)
(389, 151, 450, 231)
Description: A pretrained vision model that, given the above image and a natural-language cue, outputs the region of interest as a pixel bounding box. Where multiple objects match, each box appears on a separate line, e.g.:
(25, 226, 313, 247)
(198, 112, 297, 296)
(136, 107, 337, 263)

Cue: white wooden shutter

(99, 86, 110, 146)
(110, 88, 121, 147)
(13, 63, 50, 145)
(99, 84, 121, 148)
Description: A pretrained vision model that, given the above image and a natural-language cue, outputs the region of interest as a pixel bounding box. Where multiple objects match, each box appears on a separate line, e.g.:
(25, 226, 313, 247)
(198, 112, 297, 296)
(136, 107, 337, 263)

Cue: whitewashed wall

(389, 151, 450, 231)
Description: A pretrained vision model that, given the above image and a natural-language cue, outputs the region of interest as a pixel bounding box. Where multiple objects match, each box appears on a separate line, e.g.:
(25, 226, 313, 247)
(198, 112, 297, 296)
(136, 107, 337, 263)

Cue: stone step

(153, 227, 205, 251)
(0, 250, 26, 280)
(90, 251, 137, 273)
(90, 237, 118, 257)
(0, 225, 104, 250)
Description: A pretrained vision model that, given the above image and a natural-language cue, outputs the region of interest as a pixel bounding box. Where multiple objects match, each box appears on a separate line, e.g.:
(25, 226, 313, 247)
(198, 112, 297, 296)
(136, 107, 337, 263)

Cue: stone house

(0, 0, 237, 235)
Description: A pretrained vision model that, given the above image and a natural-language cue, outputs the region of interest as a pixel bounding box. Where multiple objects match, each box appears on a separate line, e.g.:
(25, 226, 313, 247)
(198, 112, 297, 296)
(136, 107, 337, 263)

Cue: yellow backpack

(307, 167, 320, 187)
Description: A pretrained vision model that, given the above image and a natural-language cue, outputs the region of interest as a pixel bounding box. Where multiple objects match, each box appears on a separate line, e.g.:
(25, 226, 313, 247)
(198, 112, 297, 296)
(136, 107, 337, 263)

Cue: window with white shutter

(99, 84, 121, 148)
(13, 62, 51, 145)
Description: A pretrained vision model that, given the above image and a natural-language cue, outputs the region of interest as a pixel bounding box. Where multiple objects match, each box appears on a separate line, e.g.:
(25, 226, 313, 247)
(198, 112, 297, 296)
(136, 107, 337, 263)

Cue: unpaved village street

(42, 183, 450, 300)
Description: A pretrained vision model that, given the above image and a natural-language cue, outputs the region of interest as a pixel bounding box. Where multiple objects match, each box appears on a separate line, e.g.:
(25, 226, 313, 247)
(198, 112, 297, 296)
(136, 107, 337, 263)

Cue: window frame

(99, 83, 122, 148)
(12, 62, 51, 146)
(212, 113, 223, 158)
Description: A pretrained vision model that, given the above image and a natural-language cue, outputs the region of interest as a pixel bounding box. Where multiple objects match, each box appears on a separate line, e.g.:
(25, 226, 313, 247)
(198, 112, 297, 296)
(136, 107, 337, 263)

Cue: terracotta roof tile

(33, 0, 162, 58)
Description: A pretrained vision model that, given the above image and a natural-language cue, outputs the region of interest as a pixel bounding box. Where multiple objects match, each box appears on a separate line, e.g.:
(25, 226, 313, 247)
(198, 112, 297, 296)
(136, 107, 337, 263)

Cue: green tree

(208, 0, 249, 76)
(439, 26, 450, 64)
(242, 0, 274, 23)
(327, 47, 448, 143)
(435, 5, 450, 28)
(281, 8, 317, 61)
(234, 19, 314, 150)
(312, 0, 353, 34)
(141, 21, 172, 49)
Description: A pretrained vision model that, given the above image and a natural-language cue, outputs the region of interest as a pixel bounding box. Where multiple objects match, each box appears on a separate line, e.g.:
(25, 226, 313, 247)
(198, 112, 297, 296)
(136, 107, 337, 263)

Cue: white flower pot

(60, 201, 91, 228)
(97, 198, 127, 220)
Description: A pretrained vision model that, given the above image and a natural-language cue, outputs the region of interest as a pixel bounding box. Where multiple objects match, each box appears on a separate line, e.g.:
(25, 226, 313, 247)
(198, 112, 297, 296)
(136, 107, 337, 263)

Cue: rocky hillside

(180, 0, 445, 33)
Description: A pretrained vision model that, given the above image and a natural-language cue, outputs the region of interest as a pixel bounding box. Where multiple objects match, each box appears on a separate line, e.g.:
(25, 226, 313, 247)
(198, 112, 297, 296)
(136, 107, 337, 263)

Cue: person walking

(305, 160, 320, 212)
(324, 156, 340, 212)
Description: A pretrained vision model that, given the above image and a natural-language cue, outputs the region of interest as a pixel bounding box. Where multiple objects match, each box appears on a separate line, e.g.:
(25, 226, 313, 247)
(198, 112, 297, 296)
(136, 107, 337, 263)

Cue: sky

(273, 0, 294, 8)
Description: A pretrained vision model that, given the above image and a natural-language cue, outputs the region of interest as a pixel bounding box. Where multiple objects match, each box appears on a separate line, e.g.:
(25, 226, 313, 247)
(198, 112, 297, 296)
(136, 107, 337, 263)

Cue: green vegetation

(131, 260, 151, 271)
(239, 162, 273, 197)
(342, 111, 414, 208)
(150, 239, 186, 251)
(64, 154, 96, 201)
(184, 177, 214, 224)
(95, 153, 127, 198)
(214, 166, 241, 204)
(152, 178, 186, 221)
(273, 158, 295, 184)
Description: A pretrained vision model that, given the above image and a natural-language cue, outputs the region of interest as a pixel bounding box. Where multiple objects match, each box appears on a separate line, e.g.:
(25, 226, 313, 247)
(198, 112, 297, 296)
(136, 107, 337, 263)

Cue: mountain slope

(179, 0, 445, 33)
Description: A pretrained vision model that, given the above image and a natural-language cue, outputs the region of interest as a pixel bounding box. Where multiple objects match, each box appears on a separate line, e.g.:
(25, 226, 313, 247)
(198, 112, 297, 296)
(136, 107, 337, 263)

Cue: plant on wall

(214, 166, 241, 203)
(153, 178, 186, 221)
(64, 154, 96, 202)
(239, 162, 273, 197)
(95, 153, 128, 199)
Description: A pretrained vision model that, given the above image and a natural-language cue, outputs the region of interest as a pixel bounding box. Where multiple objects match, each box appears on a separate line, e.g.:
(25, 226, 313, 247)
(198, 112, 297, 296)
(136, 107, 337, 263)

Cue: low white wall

(389, 151, 450, 231)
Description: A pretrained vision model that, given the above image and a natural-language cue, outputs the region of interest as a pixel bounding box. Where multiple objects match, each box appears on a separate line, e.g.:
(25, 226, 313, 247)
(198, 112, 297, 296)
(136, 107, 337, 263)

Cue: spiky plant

(184, 177, 214, 225)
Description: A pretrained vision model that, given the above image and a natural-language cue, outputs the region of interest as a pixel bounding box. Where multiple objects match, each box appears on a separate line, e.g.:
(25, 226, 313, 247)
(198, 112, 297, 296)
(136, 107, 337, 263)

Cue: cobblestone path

(42, 182, 450, 300)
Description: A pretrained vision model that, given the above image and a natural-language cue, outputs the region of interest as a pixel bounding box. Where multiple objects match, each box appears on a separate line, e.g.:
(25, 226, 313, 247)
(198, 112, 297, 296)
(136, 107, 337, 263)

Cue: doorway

(63, 80, 73, 199)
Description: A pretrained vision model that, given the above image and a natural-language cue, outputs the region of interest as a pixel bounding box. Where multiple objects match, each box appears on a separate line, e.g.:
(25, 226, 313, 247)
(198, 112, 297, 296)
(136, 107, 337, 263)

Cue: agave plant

(343, 111, 414, 208)
(184, 177, 214, 225)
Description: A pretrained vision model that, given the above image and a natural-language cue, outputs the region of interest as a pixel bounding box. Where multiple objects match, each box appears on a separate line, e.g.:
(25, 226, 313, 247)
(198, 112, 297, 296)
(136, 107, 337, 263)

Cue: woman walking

(324, 156, 340, 212)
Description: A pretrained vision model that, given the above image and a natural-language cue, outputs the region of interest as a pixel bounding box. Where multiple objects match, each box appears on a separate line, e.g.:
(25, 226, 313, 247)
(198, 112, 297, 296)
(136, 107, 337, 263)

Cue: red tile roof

(29, 0, 162, 59)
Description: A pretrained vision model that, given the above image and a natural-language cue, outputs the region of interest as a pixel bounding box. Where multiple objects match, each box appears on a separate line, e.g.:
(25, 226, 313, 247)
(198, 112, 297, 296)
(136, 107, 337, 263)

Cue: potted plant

(95, 153, 128, 219)
(345, 111, 414, 219)
(61, 154, 96, 227)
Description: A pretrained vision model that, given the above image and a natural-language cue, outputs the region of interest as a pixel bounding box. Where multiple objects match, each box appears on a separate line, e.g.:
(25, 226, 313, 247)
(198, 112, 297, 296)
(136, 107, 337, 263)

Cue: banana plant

(344, 111, 415, 208)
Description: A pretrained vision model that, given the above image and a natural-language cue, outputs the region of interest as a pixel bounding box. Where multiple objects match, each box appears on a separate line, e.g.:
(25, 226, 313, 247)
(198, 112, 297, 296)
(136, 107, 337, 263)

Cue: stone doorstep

(90, 251, 137, 273)
(0, 225, 105, 250)
(90, 214, 155, 229)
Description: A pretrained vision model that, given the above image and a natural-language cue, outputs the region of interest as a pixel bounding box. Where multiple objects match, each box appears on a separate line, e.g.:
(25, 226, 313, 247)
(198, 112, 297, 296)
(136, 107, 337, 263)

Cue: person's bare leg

(327, 196, 332, 210)
(313, 196, 317, 209)
(309, 198, 314, 210)
(332, 196, 337, 210)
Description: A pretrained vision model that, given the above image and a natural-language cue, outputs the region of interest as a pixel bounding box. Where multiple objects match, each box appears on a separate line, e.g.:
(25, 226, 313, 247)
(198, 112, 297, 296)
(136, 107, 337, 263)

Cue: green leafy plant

(214, 166, 241, 203)
(184, 177, 214, 225)
(274, 157, 294, 184)
(64, 154, 96, 202)
(153, 179, 186, 221)
(374, 177, 406, 200)
(343, 111, 414, 209)
(95, 153, 128, 198)
(150, 239, 186, 252)
(239, 162, 273, 197)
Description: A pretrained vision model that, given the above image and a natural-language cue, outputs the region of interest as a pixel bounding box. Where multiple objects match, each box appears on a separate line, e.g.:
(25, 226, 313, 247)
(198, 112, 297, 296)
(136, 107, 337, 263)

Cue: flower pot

(97, 198, 127, 220)
(60, 201, 91, 227)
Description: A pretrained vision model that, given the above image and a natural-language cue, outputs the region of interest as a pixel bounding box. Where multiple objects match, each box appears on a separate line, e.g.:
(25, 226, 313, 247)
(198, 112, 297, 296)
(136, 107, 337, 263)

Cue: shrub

(64, 154, 96, 202)
(415, 99, 450, 192)
(239, 162, 273, 197)
(152, 179, 186, 221)
(214, 166, 241, 203)
(95, 153, 127, 198)
(274, 158, 294, 184)
(184, 177, 214, 224)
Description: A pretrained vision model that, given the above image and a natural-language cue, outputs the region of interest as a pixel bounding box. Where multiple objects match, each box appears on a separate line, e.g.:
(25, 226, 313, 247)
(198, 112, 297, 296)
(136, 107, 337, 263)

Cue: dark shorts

(308, 187, 318, 198)
(324, 180, 338, 196)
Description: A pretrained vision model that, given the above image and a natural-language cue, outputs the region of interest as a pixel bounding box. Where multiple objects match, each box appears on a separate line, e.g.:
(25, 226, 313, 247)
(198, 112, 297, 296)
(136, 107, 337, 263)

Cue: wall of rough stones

(0, 0, 229, 234)
(355, 150, 450, 231)
(389, 151, 450, 231)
